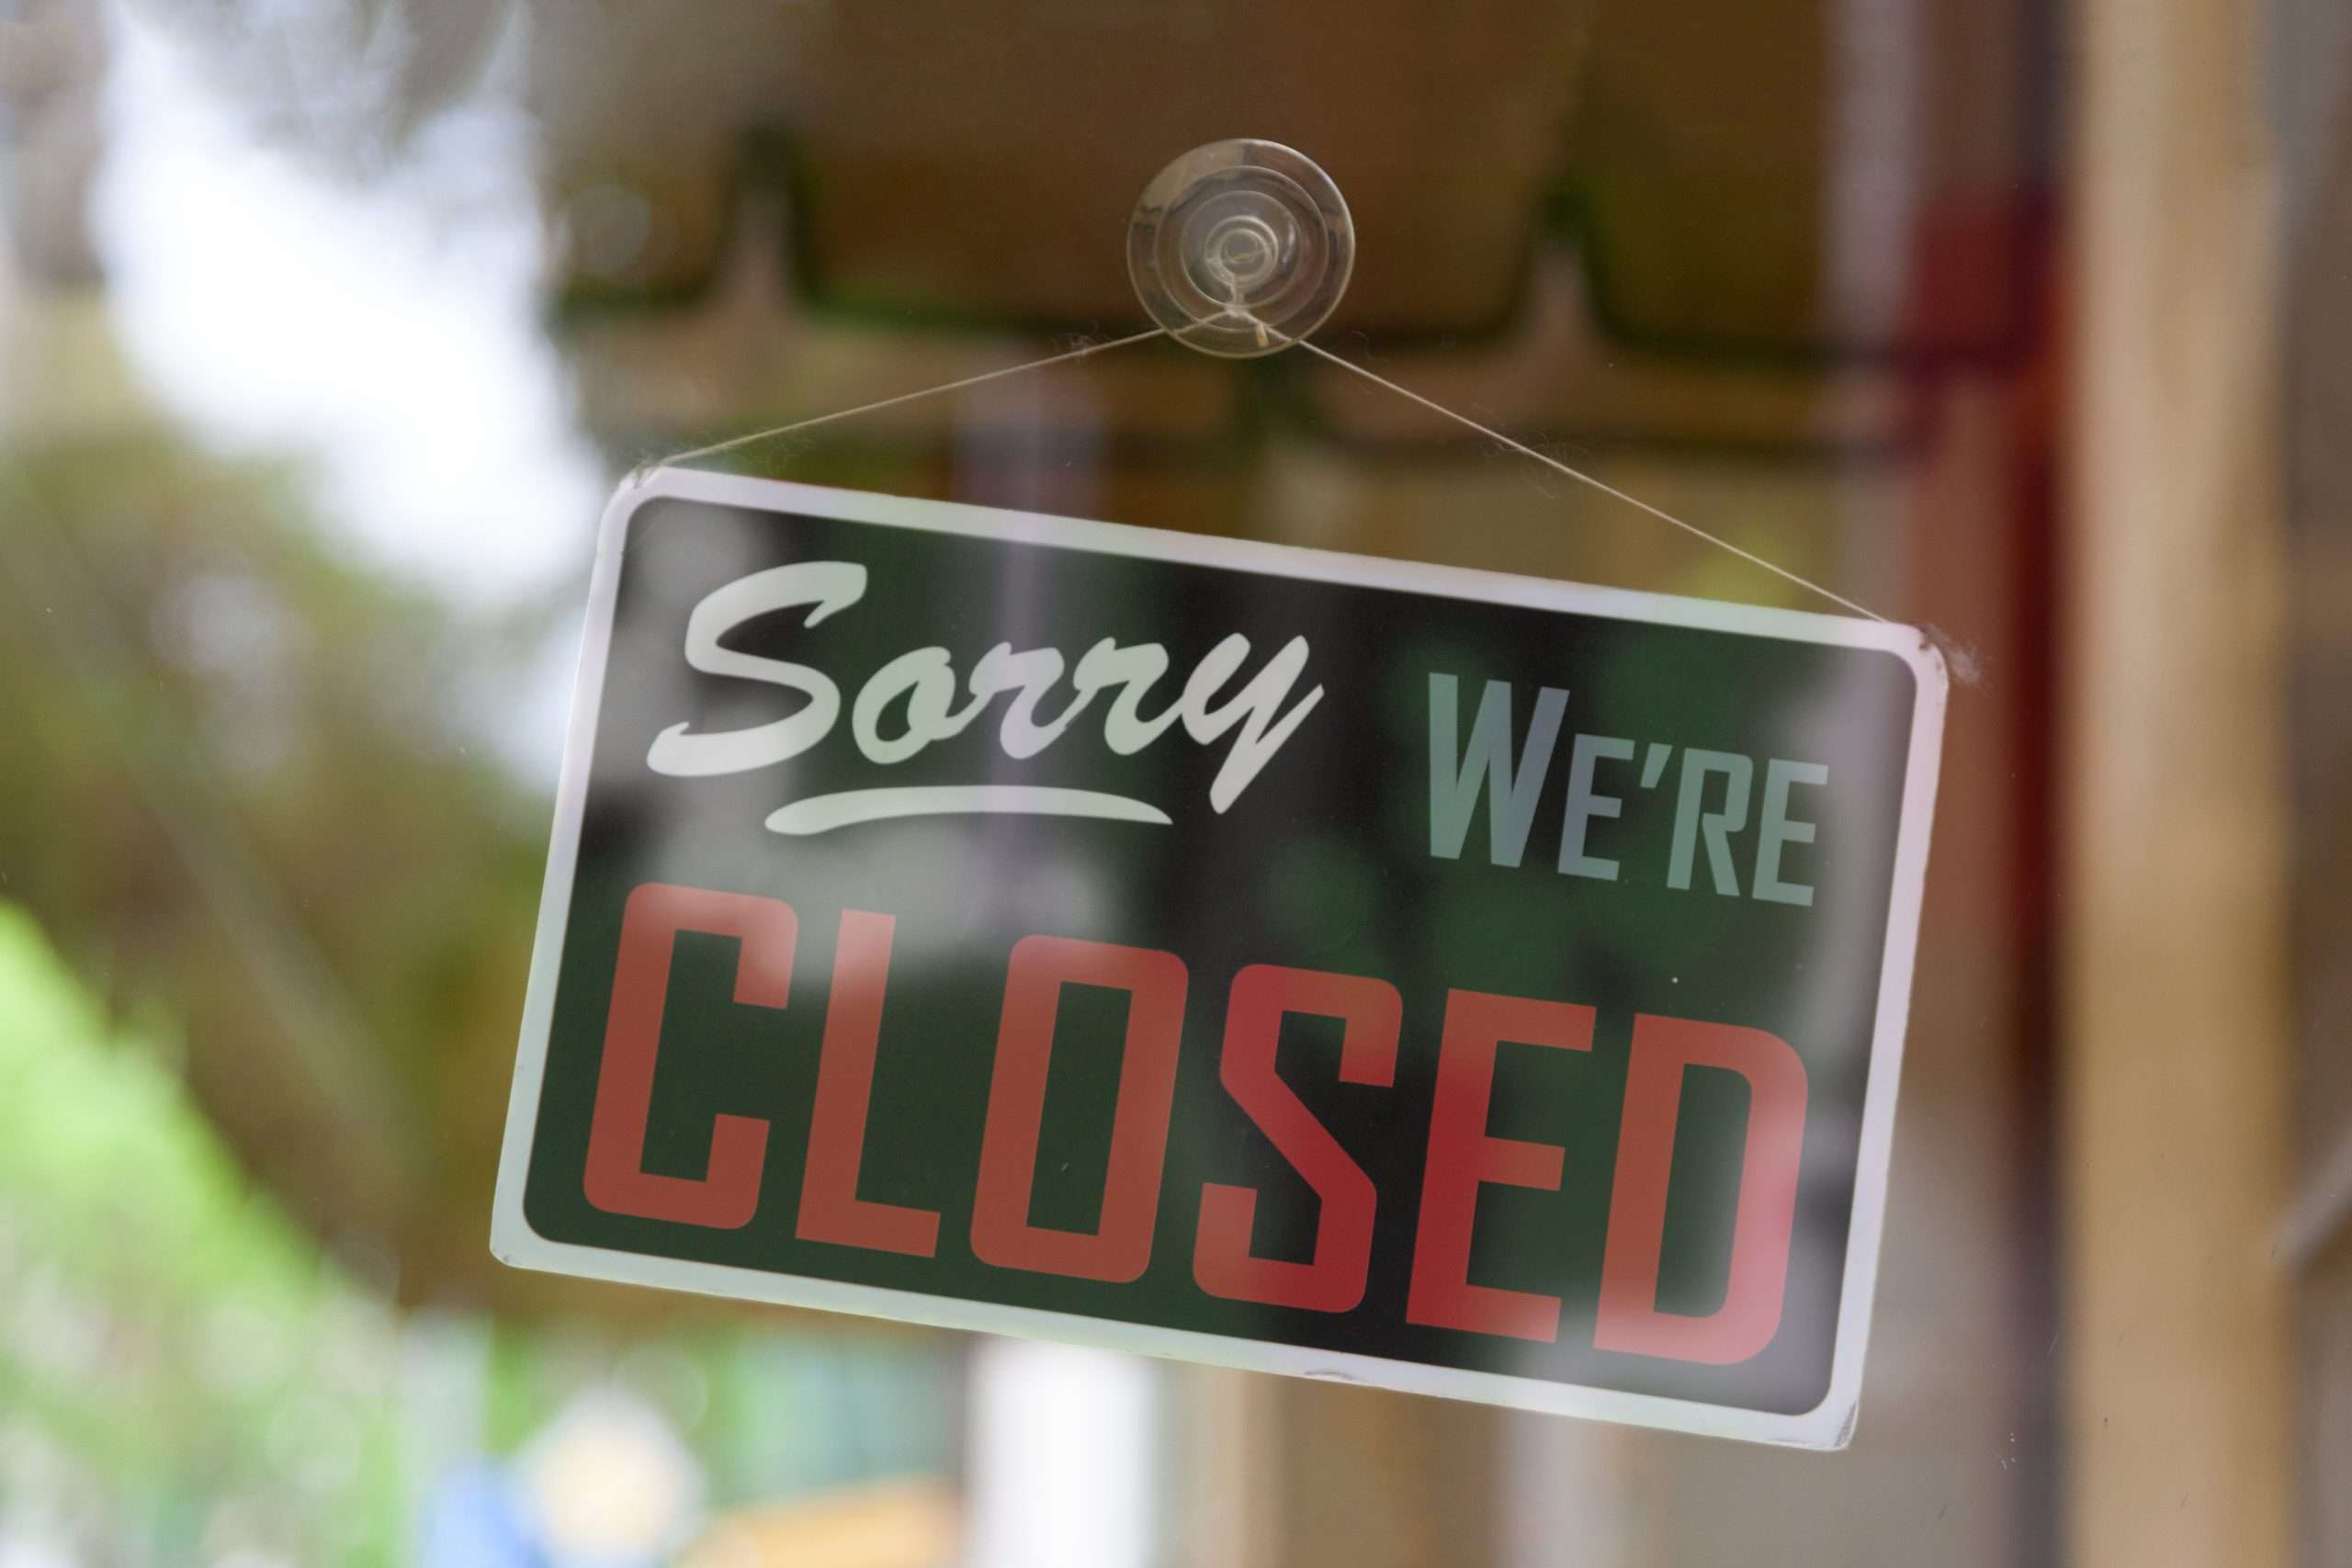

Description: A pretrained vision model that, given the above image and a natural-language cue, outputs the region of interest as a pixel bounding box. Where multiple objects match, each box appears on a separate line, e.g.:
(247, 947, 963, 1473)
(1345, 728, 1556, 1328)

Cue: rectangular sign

(493, 467, 1947, 1448)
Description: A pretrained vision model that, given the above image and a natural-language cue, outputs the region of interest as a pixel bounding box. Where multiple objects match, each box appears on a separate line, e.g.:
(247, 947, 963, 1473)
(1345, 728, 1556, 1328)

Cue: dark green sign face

(493, 468, 1946, 1448)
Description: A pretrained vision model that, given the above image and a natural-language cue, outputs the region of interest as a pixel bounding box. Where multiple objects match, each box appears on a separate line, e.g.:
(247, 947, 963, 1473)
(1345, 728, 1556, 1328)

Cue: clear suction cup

(1128, 140, 1354, 359)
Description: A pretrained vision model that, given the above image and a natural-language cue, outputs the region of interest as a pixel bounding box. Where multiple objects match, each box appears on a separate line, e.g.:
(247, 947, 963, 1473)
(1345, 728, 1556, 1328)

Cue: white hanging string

(655, 324, 1171, 473)
(1285, 339, 1886, 622)
(656, 312, 1893, 625)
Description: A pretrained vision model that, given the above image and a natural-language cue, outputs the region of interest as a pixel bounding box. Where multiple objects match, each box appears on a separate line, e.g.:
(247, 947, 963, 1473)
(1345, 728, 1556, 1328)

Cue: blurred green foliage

(0, 902, 960, 1559)
(0, 434, 558, 1304)
(0, 901, 403, 1562)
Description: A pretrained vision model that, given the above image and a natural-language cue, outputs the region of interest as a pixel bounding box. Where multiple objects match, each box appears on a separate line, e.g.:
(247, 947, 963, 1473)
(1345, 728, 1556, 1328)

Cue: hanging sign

(493, 467, 1946, 1449)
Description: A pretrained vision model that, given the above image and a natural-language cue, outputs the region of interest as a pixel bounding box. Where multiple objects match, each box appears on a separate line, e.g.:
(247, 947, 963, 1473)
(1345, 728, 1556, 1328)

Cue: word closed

(586, 883, 1807, 1366)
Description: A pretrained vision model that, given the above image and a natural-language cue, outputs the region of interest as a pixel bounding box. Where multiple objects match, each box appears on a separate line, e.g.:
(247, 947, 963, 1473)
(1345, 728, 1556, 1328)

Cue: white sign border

(491, 465, 1950, 1452)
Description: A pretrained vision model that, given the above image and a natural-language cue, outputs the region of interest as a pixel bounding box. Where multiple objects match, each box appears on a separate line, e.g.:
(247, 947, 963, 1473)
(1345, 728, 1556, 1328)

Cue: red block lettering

(1407, 989, 1595, 1341)
(795, 910, 942, 1257)
(1194, 965, 1400, 1313)
(583, 883, 794, 1228)
(971, 936, 1188, 1282)
(1594, 1014, 1808, 1365)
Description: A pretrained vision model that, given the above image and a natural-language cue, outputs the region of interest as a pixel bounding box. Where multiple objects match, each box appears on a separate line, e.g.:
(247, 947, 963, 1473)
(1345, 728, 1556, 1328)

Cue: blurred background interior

(0, 0, 2346, 1562)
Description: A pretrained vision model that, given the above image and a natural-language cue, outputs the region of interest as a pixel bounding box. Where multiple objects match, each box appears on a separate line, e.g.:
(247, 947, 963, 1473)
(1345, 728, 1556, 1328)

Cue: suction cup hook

(1128, 140, 1354, 359)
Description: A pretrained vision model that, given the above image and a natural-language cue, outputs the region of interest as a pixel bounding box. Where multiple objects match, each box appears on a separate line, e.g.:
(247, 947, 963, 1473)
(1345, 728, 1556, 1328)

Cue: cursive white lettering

(649, 562, 1322, 831)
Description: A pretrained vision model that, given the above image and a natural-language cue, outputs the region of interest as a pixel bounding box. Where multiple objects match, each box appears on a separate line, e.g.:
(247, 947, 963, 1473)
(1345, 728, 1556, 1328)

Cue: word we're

(1430, 674, 1833, 904)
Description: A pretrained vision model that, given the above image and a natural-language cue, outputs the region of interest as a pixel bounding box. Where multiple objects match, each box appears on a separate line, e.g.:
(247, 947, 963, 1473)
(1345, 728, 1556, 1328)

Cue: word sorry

(582, 882, 1810, 1365)
(647, 562, 1323, 833)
